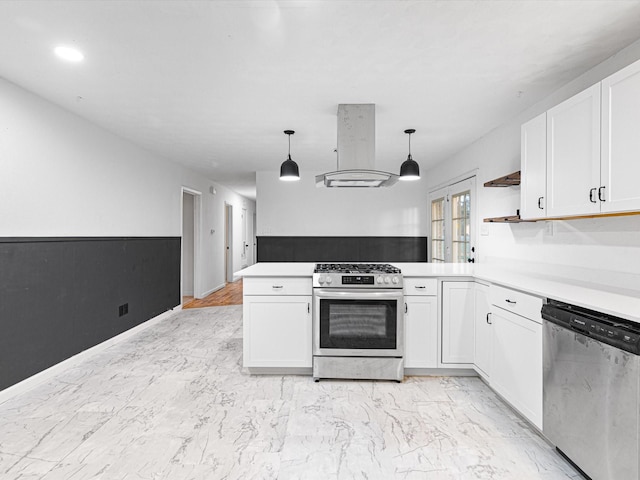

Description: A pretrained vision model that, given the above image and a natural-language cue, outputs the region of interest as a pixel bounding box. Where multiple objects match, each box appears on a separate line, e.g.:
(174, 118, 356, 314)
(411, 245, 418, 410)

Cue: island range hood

(316, 104, 399, 188)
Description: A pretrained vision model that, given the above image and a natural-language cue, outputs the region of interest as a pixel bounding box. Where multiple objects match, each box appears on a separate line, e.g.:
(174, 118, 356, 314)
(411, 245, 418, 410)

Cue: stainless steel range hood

(316, 104, 399, 188)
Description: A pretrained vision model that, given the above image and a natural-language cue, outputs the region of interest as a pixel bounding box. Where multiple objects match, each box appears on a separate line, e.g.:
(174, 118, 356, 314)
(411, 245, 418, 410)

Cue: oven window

(319, 299, 397, 349)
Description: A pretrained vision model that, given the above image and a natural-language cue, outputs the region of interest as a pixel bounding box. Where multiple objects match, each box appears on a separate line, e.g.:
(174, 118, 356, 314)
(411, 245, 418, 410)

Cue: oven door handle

(314, 288, 404, 300)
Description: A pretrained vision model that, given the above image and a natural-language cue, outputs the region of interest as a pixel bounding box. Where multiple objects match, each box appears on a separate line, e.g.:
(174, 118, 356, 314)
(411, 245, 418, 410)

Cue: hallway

(183, 279, 243, 308)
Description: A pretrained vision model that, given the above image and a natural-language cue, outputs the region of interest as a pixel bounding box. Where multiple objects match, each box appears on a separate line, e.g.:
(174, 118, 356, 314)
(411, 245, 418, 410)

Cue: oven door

(313, 288, 404, 357)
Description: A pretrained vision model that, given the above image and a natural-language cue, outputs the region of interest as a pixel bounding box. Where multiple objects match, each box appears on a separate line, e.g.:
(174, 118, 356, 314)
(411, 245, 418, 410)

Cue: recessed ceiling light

(54, 45, 84, 62)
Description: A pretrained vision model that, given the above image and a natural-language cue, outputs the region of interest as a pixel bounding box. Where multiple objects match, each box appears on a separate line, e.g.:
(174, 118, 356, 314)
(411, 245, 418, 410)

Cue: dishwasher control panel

(542, 299, 640, 355)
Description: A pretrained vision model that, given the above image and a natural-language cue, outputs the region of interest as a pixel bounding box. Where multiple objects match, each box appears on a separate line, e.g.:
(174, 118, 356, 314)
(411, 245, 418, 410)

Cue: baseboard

(0, 307, 178, 405)
(404, 368, 478, 377)
(198, 283, 225, 299)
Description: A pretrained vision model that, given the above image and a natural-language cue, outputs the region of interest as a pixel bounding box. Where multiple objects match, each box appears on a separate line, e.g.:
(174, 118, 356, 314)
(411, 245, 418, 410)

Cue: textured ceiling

(2, 0, 640, 199)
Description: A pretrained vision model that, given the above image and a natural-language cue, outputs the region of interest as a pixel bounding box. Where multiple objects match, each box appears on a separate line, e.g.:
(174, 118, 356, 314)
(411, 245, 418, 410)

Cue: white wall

(256, 171, 428, 236)
(0, 77, 255, 297)
(424, 38, 640, 276)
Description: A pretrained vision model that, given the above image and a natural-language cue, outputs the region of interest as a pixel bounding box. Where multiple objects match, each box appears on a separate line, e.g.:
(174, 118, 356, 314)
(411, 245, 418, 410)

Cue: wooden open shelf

(484, 214, 531, 223)
(483, 171, 521, 187)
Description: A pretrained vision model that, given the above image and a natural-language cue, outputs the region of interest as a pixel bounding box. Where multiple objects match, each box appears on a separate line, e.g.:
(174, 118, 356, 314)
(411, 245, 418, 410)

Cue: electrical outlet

(118, 303, 129, 317)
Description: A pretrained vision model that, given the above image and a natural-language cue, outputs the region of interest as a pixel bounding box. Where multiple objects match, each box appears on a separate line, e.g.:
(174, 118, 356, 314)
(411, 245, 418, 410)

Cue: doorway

(182, 188, 201, 305)
(224, 203, 233, 283)
(429, 176, 476, 263)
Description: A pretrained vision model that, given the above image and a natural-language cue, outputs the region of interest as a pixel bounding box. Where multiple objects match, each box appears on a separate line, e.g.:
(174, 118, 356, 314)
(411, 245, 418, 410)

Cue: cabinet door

(404, 296, 438, 368)
(243, 295, 312, 368)
(601, 58, 640, 213)
(473, 283, 492, 378)
(441, 281, 474, 364)
(491, 308, 542, 429)
(546, 83, 601, 217)
(520, 112, 547, 219)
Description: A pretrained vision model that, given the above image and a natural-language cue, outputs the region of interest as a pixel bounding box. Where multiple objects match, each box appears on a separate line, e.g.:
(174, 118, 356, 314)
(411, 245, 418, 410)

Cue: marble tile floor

(0, 306, 583, 480)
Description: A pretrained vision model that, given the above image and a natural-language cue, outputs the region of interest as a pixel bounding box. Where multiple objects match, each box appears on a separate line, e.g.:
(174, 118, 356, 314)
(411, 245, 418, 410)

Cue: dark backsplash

(257, 236, 428, 263)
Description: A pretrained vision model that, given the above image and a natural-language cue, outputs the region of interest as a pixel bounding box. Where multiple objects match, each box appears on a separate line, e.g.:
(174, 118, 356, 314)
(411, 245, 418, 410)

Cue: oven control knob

(325, 277, 332, 284)
(318, 276, 325, 284)
(392, 276, 399, 284)
(384, 276, 390, 284)
(376, 276, 383, 284)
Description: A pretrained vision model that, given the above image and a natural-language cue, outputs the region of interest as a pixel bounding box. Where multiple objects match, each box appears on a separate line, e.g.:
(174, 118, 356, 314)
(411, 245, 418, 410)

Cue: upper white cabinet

(522, 58, 640, 219)
(441, 281, 475, 365)
(521, 112, 547, 219)
(546, 83, 601, 218)
(601, 59, 640, 213)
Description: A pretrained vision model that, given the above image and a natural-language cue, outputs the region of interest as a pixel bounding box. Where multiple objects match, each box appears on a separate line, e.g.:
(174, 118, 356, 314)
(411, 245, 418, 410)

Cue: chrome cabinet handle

(414, 285, 426, 289)
(505, 299, 517, 304)
(486, 312, 492, 325)
(405, 303, 408, 314)
(598, 186, 606, 202)
(589, 188, 597, 203)
(308, 303, 310, 313)
(272, 285, 284, 289)
(538, 196, 544, 209)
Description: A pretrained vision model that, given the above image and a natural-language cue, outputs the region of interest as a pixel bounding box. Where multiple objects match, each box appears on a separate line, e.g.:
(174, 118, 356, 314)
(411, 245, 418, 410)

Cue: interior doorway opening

(224, 203, 233, 284)
(182, 188, 201, 306)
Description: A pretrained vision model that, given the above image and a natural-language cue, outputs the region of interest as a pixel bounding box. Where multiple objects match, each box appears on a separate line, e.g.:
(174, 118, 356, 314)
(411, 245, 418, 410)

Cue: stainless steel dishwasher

(542, 299, 640, 480)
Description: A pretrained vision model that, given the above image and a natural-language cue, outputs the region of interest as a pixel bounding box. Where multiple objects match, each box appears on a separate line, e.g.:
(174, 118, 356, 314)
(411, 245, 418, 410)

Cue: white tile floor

(0, 306, 582, 479)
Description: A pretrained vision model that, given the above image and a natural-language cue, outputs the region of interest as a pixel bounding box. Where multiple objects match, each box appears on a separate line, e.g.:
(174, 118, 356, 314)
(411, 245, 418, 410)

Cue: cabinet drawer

(244, 277, 312, 296)
(404, 278, 437, 296)
(490, 284, 543, 323)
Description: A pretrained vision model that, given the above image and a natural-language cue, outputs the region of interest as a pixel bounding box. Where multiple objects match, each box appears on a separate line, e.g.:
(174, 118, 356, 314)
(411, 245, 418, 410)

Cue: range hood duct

(316, 104, 399, 188)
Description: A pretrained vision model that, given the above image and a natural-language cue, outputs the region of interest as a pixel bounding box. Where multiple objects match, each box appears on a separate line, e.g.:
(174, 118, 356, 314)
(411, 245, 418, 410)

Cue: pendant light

(399, 128, 420, 181)
(280, 130, 300, 181)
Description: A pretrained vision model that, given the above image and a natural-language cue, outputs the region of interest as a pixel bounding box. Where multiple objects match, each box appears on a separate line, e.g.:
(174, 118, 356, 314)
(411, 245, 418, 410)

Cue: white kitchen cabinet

(242, 276, 312, 369)
(473, 283, 491, 379)
(520, 112, 547, 219)
(243, 295, 312, 368)
(404, 294, 438, 369)
(490, 286, 543, 430)
(601, 59, 640, 213)
(441, 281, 474, 365)
(546, 83, 601, 218)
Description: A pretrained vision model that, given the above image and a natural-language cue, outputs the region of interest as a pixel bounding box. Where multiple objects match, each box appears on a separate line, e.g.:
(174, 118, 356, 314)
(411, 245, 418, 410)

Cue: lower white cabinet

(473, 283, 492, 378)
(441, 281, 475, 364)
(490, 305, 543, 430)
(404, 295, 438, 368)
(243, 295, 312, 368)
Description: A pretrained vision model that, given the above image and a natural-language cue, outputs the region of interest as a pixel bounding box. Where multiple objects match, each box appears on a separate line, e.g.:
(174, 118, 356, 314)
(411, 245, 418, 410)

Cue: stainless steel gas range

(312, 263, 404, 382)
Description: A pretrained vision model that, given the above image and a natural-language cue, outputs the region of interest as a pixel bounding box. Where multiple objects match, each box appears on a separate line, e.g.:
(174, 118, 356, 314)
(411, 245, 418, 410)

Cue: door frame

(428, 172, 477, 263)
(224, 203, 233, 283)
(181, 187, 202, 301)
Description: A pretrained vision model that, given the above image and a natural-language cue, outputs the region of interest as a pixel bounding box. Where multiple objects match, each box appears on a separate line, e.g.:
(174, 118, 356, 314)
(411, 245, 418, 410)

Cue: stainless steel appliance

(542, 299, 640, 480)
(312, 263, 404, 381)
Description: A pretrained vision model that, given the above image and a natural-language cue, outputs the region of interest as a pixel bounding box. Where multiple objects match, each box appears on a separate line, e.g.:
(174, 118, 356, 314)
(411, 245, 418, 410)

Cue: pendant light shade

(399, 128, 420, 181)
(280, 130, 300, 181)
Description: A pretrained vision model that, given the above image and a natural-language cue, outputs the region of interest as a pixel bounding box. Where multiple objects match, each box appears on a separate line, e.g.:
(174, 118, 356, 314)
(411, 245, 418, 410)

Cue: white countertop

(236, 262, 640, 324)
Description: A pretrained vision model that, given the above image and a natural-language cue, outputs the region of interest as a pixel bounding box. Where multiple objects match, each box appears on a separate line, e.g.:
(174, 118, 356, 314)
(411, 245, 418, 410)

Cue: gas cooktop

(314, 263, 401, 274)
(313, 263, 403, 288)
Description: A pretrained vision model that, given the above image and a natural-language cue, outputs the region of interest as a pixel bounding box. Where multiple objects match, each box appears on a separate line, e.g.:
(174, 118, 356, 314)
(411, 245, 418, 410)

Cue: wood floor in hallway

(183, 279, 243, 308)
